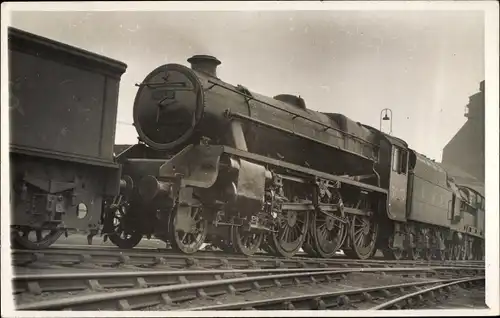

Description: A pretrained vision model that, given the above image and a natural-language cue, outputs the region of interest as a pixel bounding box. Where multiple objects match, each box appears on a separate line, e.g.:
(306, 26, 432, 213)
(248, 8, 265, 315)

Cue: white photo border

(1, 1, 498, 317)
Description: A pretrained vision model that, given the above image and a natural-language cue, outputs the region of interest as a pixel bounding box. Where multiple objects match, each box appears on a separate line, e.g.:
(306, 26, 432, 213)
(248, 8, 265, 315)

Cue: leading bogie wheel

(231, 224, 264, 256)
(169, 202, 208, 254)
(107, 203, 143, 249)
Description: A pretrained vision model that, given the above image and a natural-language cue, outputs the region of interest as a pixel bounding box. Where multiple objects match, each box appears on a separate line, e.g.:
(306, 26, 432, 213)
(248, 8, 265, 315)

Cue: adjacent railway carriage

(8, 27, 128, 249)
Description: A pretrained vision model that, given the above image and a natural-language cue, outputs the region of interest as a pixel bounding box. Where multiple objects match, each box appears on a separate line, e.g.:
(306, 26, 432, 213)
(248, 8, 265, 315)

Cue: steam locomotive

(8, 27, 485, 261)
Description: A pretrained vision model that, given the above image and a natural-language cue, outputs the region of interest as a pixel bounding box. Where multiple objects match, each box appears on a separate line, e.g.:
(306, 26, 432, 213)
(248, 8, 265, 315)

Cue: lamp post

(380, 108, 393, 135)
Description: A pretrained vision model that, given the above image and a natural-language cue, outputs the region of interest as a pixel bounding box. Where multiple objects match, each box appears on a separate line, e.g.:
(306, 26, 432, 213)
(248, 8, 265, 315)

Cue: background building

(441, 80, 485, 183)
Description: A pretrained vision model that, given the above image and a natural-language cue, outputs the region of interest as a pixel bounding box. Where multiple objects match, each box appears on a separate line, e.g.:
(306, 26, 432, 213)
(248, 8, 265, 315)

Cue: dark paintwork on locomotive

(407, 152, 457, 226)
(361, 127, 408, 221)
(132, 58, 379, 178)
(128, 55, 484, 259)
(9, 27, 128, 235)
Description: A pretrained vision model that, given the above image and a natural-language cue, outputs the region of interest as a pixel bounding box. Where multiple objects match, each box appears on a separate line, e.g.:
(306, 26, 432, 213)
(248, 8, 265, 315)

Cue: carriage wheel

(472, 240, 484, 260)
(169, 203, 208, 254)
(459, 243, 467, 260)
(269, 209, 309, 258)
(454, 243, 463, 260)
(382, 234, 404, 260)
(405, 247, 423, 261)
(346, 215, 378, 260)
(231, 225, 265, 256)
(11, 227, 63, 250)
(434, 249, 446, 261)
(421, 248, 433, 261)
(308, 210, 346, 258)
(107, 203, 143, 249)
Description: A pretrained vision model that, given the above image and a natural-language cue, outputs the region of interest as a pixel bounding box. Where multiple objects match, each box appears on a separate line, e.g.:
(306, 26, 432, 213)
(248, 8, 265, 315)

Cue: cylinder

(139, 175, 172, 201)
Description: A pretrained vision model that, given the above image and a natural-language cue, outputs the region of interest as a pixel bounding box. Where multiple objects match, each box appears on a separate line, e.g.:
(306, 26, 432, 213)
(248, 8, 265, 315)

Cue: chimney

(273, 94, 307, 110)
(187, 55, 221, 78)
(479, 80, 485, 92)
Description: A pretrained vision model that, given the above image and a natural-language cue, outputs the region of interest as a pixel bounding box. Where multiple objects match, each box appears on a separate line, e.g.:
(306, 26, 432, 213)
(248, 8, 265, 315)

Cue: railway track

(186, 277, 484, 310)
(14, 266, 483, 311)
(12, 245, 484, 271)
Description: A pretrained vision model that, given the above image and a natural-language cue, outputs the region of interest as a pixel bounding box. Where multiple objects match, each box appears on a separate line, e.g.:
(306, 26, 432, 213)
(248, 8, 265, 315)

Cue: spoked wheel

(383, 234, 404, 260)
(451, 242, 465, 260)
(11, 227, 63, 250)
(472, 240, 484, 260)
(445, 242, 454, 260)
(306, 188, 347, 259)
(406, 248, 422, 261)
(231, 225, 265, 256)
(269, 209, 309, 258)
(107, 203, 143, 249)
(434, 249, 446, 261)
(345, 215, 378, 260)
(459, 244, 466, 260)
(421, 248, 433, 261)
(169, 202, 208, 254)
(307, 211, 347, 258)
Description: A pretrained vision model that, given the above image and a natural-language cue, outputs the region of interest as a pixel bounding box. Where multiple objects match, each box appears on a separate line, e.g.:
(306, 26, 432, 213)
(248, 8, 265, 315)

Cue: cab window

(392, 147, 399, 172)
(392, 146, 407, 175)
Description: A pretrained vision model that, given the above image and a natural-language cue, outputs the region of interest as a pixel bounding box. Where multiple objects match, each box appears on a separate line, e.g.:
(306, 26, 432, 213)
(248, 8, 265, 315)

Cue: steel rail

(12, 246, 484, 270)
(22, 244, 486, 265)
(186, 277, 481, 310)
(13, 267, 477, 295)
(370, 276, 485, 310)
(13, 265, 480, 296)
(43, 243, 486, 265)
(13, 267, 340, 295)
(15, 266, 465, 311)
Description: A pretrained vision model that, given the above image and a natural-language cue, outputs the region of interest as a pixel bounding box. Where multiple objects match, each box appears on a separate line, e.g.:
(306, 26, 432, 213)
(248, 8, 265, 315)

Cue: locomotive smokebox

(133, 62, 205, 151)
(187, 55, 221, 78)
(138, 175, 172, 201)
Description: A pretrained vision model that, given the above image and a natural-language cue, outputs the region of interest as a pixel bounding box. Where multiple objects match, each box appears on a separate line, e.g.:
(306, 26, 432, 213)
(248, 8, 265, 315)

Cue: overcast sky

(9, 10, 484, 161)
